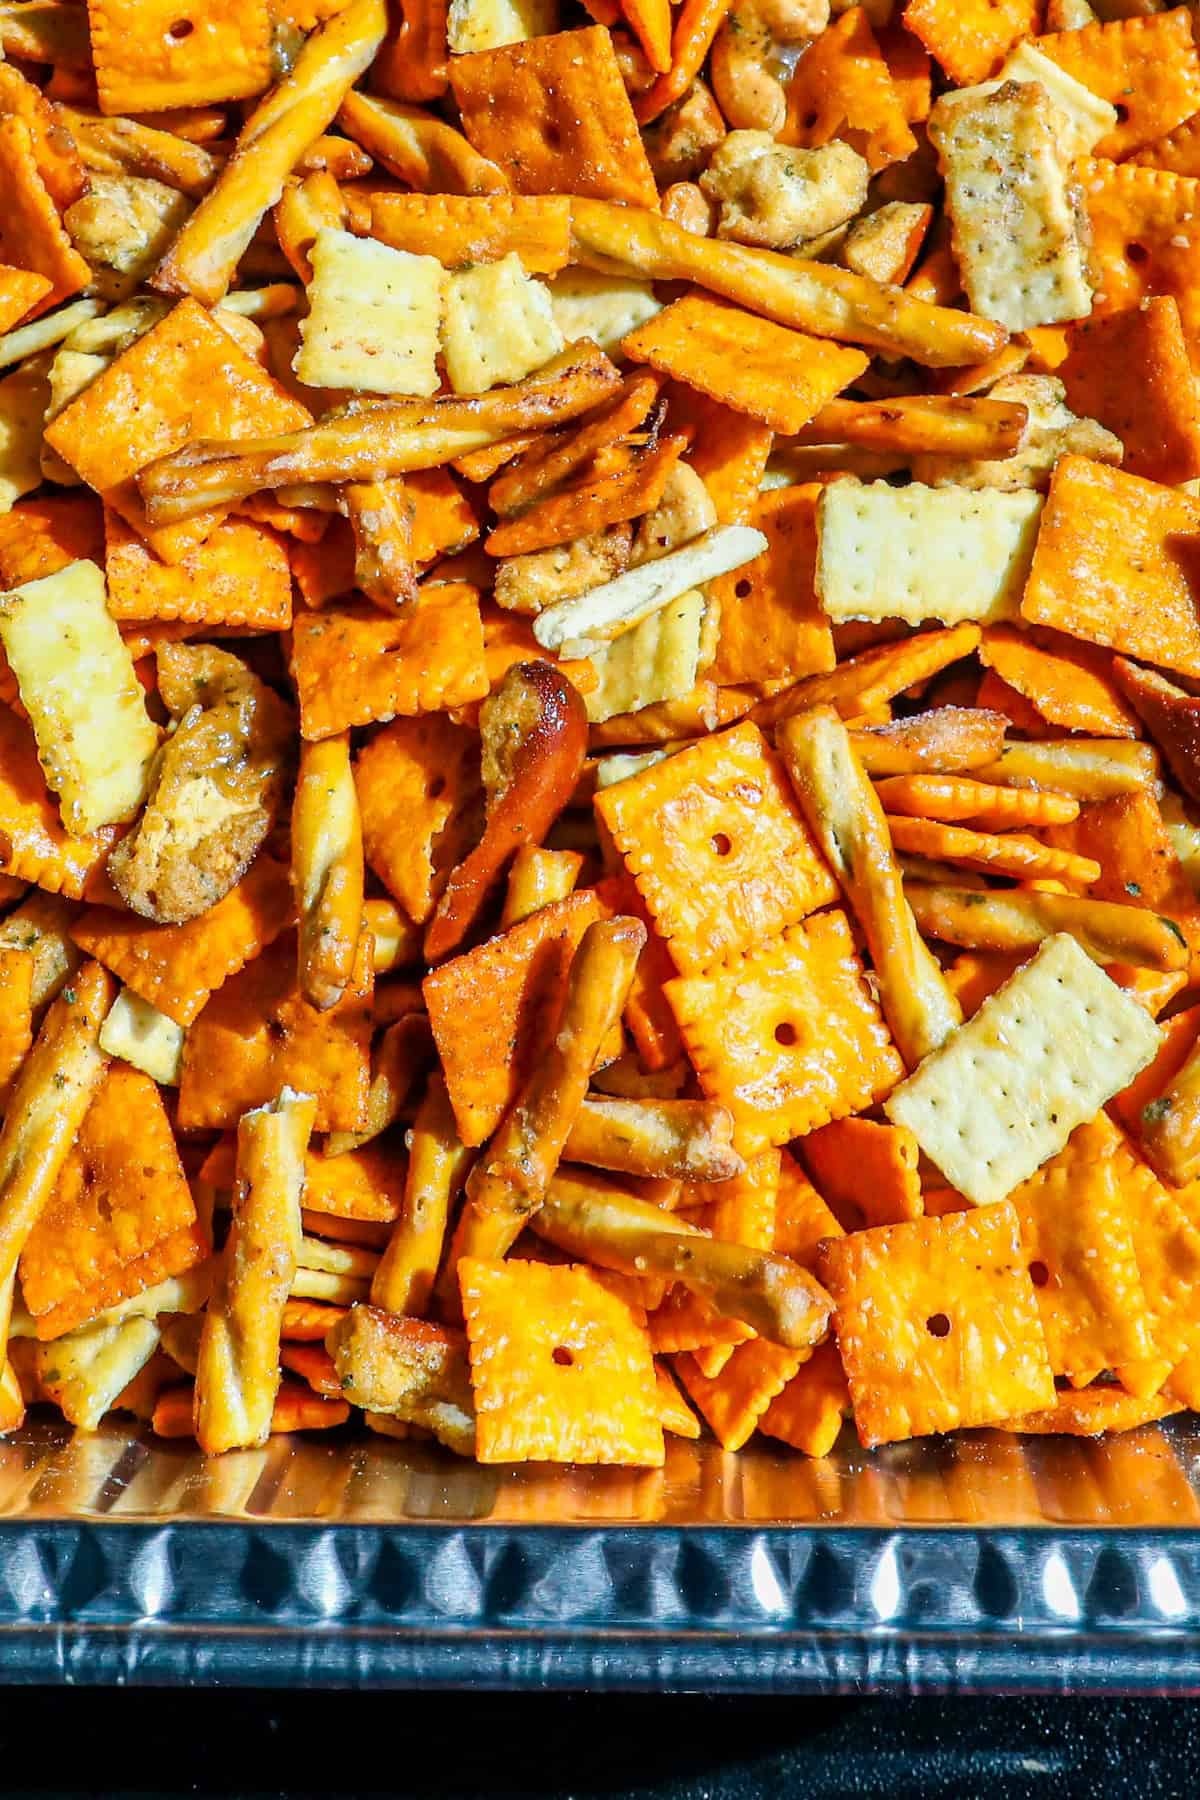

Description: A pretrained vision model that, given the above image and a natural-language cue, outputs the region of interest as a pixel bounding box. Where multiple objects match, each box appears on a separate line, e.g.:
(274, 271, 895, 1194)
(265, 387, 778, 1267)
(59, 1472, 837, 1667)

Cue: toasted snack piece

(779, 706, 960, 1068)
(99, 987, 184, 1086)
(910, 376, 1122, 492)
(841, 201, 931, 286)
(327, 1303, 476, 1454)
(371, 1074, 472, 1318)
(755, 623, 982, 729)
(324, 1010, 431, 1154)
(1134, 1034, 1200, 1190)
(850, 708, 1006, 777)
(815, 481, 1042, 627)
(66, 173, 193, 302)
(906, 882, 1187, 972)
(195, 1088, 317, 1455)
(545, 268, 662, 353)
(792, 393, 1027, 459)
(153, 0, 388, 304)
(447, 916, 644, 1273)
(699, 133, 868, 250)
(425, 660, 588, 961)
(1112, 660, 1200, 809)
(568, 196, 1007, 368)
(34, 1313, 161, 1433)
(369, 192, 570, 274)
(493, 527, 631, 617)
(563, 1095, 741, 1181)
(491, 372, 661, 519)
(0, 558, 158, 835)
(442, 253, 564, 395)
(973, 738, 1160, 799)
(929, 80, 1091, 331)
(292, 732, 364, 1012)
(108, 643, 293, 925)
(534, 1167, 833, 1349)
(0, 891, 81, 1008)
(886, 933, 1161, 1204)
(297, 228, 443, 396)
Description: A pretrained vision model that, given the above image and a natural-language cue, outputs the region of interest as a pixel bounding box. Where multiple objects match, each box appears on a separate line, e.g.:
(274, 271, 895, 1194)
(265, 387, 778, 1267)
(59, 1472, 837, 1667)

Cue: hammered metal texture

(0, 1415, 1199, 1686)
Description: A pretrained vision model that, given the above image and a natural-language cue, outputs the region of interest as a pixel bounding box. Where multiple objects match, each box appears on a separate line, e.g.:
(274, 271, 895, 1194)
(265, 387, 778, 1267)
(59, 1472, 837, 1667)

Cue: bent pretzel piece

(371, 1073, 472, 1318)
(778, 706, 960, 1069)
(425, 661, 588, 963)
(137, 343, 622, 525)
(567, 197, 1007, 368)
(563, 1095, 743, 1182)
(533, 1168, 834, 1351)
(153, 0, 388, 304)
(849, 709, 1007, 777)
(292, 732, 364, 1013)
(194, 1087, 317, 1455)
(905, 883, 1189, 972)
(446, 917, 646, 1280)
(0, 961, 113, 1312)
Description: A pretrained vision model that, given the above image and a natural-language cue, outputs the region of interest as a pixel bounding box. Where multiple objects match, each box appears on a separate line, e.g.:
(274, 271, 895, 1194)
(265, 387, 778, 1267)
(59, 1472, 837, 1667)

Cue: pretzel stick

(790, 395, 1027, 455)
(443, 917, 646, 1282)
(194, 1088, 317, 1454)
(905, 883, 1189, 970)
(292, 732, 364, 1012)
(779, 707, 961, 1067)
(499, 847, 584, 927)
(340, 478, 418, 610)
(533, 1171, 834, 1350)
(1138, 1037, 1200, 1188)
(338, 88, 506, 194)
(849, 709, 1007, 777)
(371, 1075, 472, 1318)
(153, 0, 388, 303)
(563, 1096, 743, 1181)
(568, 198, 1007, 367)
(137, 342, 621, 522)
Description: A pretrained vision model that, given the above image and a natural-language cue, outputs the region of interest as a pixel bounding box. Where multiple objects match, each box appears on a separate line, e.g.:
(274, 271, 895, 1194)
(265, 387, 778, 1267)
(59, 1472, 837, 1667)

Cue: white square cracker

(584, 589, 705, 723)
(442, 253, 564, 394)
(815, 481, 1043, 625)
(296, 228, 443, 396)
(928, 80, 1092, 331)
(885, 933, 1161, 1206)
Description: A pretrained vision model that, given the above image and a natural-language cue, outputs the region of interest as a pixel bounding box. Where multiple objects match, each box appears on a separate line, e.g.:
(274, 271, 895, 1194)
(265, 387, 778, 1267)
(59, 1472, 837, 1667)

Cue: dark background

(0, 1692, 1196, 1797)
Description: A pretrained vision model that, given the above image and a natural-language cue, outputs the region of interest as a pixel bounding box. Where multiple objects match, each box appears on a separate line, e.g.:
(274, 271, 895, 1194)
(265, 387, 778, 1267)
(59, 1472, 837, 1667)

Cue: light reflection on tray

(3, 1410, 1200, 1527)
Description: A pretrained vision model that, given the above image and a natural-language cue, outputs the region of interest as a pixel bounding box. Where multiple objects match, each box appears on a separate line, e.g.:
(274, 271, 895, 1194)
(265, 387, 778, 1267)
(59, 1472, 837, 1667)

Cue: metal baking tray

(3, 1411, 1200, 1690)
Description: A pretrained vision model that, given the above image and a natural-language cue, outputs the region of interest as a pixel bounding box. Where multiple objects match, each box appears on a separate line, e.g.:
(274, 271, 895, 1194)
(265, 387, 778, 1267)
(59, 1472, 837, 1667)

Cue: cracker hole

(427, 776, 446, 799)
(1114, 102, 1129, 123)
(735, 578, 752, 598)
(1029, 1260, 1050, 1289)
(925, 1312, 951, 1338)
(167, 16, 194, 38)
(774, 1021, 797, 1046)
(711, 832, 732, 857)
(1126, 242, 1149, 266)
(551, 1345, 573, 1367)
(544, 123, 563, 150)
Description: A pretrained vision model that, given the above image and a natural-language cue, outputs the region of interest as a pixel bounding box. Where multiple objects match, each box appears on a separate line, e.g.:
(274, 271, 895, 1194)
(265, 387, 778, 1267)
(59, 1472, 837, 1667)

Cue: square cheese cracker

(815, 481, 1042, 625)
(885, 933, 1162, 1206)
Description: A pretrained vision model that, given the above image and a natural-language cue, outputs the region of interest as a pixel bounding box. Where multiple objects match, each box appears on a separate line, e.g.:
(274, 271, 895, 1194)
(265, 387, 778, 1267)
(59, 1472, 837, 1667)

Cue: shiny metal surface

(3, 1415, 1200, 1688)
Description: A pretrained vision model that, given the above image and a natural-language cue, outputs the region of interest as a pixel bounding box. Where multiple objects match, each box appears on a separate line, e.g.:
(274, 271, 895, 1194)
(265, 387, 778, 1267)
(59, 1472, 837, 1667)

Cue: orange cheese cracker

(19, 1066, 207, 1339)
(1004, 1384, 1182, 1438)
(1077, 160, 1200, 373)
(355, 713, 481, 925)
(873, 774, 1079, 831)
(622, 294, 868, 436)
(903, 0, 1036, 86)
(647, 1286, 753, 1357)
(0, 703, 120, 899)
(1090, 1124, 1200, 1386)
(1058, 299, 1200, 488)
(282, 1298, 347, 1342)
(666, 909, 904, 1151)
(773, 1149, 844, 1270)
(655, 1362, 700, 1438)
(1042, 791, 1200, 964)
(592, 873, 684, 1072)
(45, 296, 312, 565)
(0, 946, 33, 1095)
(1037, 11, 1200, 161)
(1021, 457, 1200, 681)
(178, 929, 373, 1132)
(368, 193, 571, 273)
(484, 436, 687, 558)
(103, 509, 293, 631)
(665, 386, 774, 527)
(291, 586, 489, 740)
(1132, 111, 1200, 181)
(804, 1116, 923, 1230)
(683, 1148, 780, 1251)
(595, 721, 837, 977)
(449, 28, 658, 209)
(755, 624, 982, 729)
(707, 485, 836, 688)
(887, 816, 1100, 887)
(782, 8, 917, 175)
(758, 1340, 849, 1458)
(979, 625, 1138, 740)
(675, 1338, 806, 1451)
(0, 266, 51, 335)
(86, 0, 274, 115)
(301, 1142, 406, 1223)
(423, 890, 607, 1146)
(1007, 1116, 1155, 1381)
(876, 21, 932, 126)
(0, 115, 90, 314)
(71, 856, 295, 1027)
(0, 496, 104, 587)
(1109, 1004, 1200, 1148)
(459, 1256, 664, 1465)
(817, 1202, 1055, 1448)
